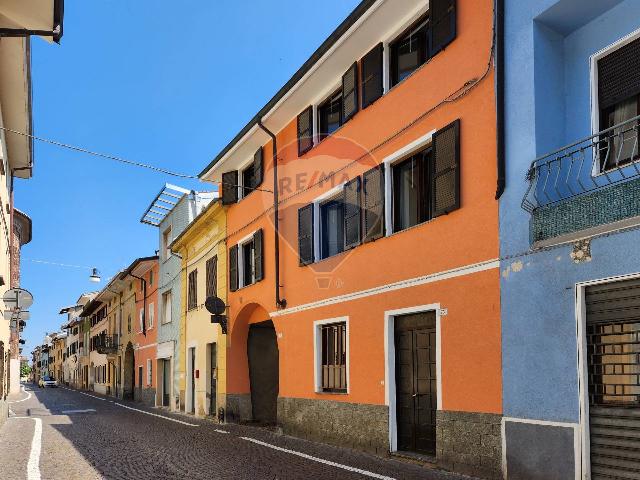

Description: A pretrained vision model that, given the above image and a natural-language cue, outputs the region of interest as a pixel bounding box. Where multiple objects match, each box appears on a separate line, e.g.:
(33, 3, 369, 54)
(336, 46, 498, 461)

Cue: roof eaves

(197, 0, 378, 178)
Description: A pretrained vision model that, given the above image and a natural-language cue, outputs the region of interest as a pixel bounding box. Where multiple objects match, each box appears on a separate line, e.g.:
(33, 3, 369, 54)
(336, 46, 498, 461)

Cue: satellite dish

(205, 296, 226, 315)
(3, 288, 34, 310)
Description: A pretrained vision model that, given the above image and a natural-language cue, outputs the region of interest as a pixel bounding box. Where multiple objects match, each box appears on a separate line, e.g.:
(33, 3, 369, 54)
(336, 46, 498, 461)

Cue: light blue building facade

(502, 1, 640, 478)
(141, 185, 213, 411)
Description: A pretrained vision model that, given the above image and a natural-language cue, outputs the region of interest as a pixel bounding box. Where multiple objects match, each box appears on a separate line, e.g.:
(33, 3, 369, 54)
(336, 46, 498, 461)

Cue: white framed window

(237, 234, 255, 288)
(139, 308, 144, 333)
(149, 303, 154, 329)
(147, 359, 152, 386)
(162, 226, 172, 260)
(162, 291, 172, 324)
(313, 317, 349, 394)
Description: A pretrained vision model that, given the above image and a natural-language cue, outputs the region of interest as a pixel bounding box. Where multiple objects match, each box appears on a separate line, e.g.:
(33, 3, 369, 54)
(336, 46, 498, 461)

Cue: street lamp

(89, 268, 101, 283)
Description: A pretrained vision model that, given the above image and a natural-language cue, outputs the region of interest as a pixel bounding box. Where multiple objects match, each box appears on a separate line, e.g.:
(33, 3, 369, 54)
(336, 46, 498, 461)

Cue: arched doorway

(247, 320, 279, 424)
(123, 343, 135, 400)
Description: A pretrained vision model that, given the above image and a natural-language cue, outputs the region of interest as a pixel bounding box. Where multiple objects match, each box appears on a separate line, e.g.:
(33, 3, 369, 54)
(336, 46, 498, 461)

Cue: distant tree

(20, 364, 31, 377)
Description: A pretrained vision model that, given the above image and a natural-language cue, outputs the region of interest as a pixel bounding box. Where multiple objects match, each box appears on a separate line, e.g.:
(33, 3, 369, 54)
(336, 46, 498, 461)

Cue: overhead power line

(0, 126, 274, 193)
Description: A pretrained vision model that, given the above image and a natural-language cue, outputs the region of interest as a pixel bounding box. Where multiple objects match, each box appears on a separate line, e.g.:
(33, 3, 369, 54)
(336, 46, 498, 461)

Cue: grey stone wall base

(278, 397, 389, 455)
(133, 387, 156, 407)
(436, 410, 502, 479)
(226, 393, 252, 423)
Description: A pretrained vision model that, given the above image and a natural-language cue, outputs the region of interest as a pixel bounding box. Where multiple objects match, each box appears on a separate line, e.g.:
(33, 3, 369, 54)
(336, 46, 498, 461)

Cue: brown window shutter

(432, 119, 461, 217)
(598, 36, 640, 110)
(297, 106, 314, 156)
(253, 146, 263, 188)
(430, 0, 456, 56)
(253, 229, 264, 282)
(221, 171, 238, 205)
(298, 203, 314, 265)
(361, 43, 384, 109)
(343, 177, 362, 250)
(342, 62, 359, 122)
(206, 256, 217, 298)
(229, 245, 238, 292)
(363, 164, 385, 242)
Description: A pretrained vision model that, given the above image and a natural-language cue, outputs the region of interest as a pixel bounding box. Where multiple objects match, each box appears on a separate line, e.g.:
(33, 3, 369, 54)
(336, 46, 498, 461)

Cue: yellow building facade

(171, 199, 227, 419)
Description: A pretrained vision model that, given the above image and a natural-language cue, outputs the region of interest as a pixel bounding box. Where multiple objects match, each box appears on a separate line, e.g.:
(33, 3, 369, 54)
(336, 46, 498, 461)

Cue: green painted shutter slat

(229, 245, 238, 292)
(222, 171, 239, 205)
(297, 106, 314, 156)
(430, 0, 456, 56)
(298, 204, 314, 266)
(432, 119, 460, 217)
(343, 177, 362, 250)
(342, 62, 359, 122)
(253, 147, 263, 188)
(253, 229, 264, 282)
(363, 164, 385, 242)
(361, 43, 384, 109)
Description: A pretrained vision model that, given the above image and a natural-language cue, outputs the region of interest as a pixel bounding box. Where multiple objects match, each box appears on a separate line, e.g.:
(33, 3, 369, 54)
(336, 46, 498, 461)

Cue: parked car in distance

(38, 376, 58, 388)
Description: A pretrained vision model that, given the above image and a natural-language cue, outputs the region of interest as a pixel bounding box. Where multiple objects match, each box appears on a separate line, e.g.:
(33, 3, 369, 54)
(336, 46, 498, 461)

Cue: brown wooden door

(395, 312, 437, 455)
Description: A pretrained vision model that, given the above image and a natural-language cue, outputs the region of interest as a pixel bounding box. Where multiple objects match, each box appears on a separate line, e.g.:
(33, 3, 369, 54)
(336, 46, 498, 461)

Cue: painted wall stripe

(241, 437, 395, 480)
(270, 258, 499, 317)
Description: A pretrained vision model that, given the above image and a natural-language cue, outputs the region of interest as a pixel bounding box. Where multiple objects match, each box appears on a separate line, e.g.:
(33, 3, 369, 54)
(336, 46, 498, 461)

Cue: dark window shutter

(298, 203, 314, 266)
(253, 229, 263, 282)
(253, 146, 263, 188)
(598, 37, 640, 110)
(363, 164, 385, 242)
(206, 256, 217, 298)
(229, 245, 239, 292)
(221, 171, 238, 205)
(430, 0, 456, 56)
(432, 119, 461, 217)
(361, 43, 384, 109)
(342, 62, 359, 122)
(297, 107, 314, 156)
(343, 177, 361, 250)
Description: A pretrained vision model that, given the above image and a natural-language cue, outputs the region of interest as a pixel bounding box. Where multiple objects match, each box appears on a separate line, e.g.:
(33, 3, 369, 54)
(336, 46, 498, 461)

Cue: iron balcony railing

(95, 335, 119, 355)
(522, 114, 640, 213)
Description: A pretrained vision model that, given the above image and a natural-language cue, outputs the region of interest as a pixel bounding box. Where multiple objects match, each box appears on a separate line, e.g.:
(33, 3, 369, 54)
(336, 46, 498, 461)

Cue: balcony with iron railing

(94, 335, 119, 355)
(522, 114, 640, 245)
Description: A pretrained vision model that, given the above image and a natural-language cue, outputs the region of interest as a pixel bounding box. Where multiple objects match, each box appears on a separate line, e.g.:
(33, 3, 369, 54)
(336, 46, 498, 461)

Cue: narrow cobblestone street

(0, 384, 470, 480)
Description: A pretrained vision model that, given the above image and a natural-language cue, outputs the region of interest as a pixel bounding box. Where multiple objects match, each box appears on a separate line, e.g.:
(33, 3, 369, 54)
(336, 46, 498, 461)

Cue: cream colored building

(171, 199, 226, 419)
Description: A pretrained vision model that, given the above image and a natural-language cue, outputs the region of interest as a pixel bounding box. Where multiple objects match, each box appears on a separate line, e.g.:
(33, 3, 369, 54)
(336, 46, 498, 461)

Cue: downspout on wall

(257, 119, 287, 309)
(495, 0, 505, 200)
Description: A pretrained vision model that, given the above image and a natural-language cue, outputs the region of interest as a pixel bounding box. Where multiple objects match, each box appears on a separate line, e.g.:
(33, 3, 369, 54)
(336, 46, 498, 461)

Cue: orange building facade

(200, 1, 501, 477)
(122, 257, 159, 407)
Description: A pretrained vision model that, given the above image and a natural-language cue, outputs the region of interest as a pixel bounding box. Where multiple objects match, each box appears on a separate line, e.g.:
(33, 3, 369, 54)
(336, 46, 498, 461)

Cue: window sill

(315, 390, 349, 396)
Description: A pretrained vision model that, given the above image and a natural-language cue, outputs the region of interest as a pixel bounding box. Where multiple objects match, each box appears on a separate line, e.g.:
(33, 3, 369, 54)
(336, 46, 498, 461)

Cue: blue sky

(20, 0, 360, 355)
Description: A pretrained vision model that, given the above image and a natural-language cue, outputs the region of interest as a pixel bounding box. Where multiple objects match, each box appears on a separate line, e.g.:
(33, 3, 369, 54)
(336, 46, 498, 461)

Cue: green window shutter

(361, 43, 384, 109)
(229, 245, 238, 292)
(298, 204, 314, 266)
(343, 177, 362, 250)
(222, 171, 239, 205)
(363, 164, 385, 242)
(430, 0, 456, 56)
(342, 62, 359, 122)
(253, 146, 263, 188)
(432, 119, 461, 217)
(253, 229, 264, 282)
(297, 106, 314, 156)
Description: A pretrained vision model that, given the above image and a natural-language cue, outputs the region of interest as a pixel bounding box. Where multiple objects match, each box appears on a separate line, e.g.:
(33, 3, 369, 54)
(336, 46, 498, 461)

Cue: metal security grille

(320, 322, 347, 392)
(586, 279, 640, 480)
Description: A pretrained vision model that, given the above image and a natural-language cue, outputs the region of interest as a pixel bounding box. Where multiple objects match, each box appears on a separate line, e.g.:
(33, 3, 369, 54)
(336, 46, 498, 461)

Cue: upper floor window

(222, 147, 264, 204)
(206, 256, 218, 299)
(229, 229, 263, 291)
(390, 16, 429, 87)
(597, 35, 640, 171)
(320, 197, 345, 260)
(318, 90, 343, 141)
(392, 150, 432, 232)
(162, 291, 172, 324)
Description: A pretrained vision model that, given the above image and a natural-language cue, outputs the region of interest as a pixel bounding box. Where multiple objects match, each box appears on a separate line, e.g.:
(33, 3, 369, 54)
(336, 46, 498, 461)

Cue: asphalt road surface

(0, 383, 471, 480)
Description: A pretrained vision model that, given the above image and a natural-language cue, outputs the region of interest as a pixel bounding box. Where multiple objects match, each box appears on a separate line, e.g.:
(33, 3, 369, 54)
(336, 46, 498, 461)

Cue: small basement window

(318, 90, 343, 141)
(392, 148, 432, 232)
(319, 322, 347, 393)
(320, 196, 344, 259)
